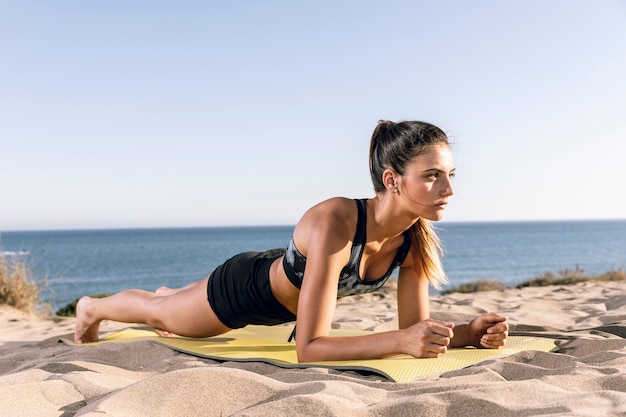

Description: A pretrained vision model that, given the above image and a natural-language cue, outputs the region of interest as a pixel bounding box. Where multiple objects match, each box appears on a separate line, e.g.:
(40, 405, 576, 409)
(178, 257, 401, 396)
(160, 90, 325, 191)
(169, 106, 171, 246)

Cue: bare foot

(154, 328, 177, 337)
(74, 296, 101, 343)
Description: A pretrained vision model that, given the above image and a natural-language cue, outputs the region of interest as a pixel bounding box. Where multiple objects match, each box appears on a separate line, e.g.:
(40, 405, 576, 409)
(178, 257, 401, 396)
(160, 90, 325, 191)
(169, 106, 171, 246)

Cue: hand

(468, 313, 509, 349)
(402, 319, 455, 358)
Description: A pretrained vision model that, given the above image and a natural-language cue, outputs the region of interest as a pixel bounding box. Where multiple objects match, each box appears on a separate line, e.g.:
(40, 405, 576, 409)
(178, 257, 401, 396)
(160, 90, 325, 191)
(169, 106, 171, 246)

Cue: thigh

(155, 276, 231, 338)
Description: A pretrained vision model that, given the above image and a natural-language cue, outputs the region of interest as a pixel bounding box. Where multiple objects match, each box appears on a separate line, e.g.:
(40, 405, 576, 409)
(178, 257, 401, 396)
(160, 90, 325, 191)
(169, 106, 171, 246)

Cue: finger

(480, 340, 505, 349)
(420, 350, 443, 358)
(487, 321, 509, 334)
(481, 313, 507, 324)
(429, 322, 455, 338)
(483, 332, 508, 342)
(427, 340, 449, 355)
(481, 333, 507, 348)
(428, 319, 455, 329)
(413, 339, 449, 358)
(481, 337, 506, 349)
(428, 333, 451, 348)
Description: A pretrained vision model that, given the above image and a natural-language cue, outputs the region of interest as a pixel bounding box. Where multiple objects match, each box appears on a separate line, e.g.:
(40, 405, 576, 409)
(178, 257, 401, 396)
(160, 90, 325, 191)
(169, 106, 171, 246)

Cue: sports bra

(282, 198, 412, 298)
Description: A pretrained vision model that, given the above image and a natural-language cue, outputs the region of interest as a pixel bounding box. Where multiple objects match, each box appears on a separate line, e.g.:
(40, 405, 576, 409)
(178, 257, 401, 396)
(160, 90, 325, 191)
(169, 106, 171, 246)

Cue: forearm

(296, 331, 404, 362)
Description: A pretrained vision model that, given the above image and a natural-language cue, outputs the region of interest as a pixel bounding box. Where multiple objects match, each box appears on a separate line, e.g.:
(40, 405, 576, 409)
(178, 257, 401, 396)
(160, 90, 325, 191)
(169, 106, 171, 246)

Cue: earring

(393, 188, 398, 193)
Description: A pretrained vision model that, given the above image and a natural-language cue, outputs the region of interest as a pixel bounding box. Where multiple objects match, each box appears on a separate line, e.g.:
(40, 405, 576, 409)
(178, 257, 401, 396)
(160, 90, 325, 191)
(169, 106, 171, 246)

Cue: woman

(75, 120, 509, 362)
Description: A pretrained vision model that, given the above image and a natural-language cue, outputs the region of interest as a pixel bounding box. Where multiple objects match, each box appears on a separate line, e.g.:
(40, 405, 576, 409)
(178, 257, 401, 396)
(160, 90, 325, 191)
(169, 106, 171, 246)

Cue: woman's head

(369, 120, 450, 289)
(369, 120, 449, 193)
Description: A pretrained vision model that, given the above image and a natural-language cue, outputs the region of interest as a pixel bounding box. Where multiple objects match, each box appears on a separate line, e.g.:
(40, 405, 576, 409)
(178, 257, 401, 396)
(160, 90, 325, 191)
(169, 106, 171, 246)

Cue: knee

(144, 296, 170, 331)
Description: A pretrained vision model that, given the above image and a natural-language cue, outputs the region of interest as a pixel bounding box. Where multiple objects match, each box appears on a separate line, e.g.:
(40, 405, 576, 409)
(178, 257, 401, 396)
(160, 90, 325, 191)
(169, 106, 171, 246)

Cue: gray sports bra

(282, 199, 412, 297)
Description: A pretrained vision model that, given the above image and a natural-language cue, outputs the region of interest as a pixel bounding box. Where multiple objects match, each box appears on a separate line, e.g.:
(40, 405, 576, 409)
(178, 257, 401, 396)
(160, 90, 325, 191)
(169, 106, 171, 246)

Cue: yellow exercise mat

(66, 326, 559, 383)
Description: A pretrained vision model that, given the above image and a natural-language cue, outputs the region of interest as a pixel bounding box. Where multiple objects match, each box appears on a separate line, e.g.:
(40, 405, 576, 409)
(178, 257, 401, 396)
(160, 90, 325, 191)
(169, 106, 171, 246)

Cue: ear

(382, 169, 397, 192)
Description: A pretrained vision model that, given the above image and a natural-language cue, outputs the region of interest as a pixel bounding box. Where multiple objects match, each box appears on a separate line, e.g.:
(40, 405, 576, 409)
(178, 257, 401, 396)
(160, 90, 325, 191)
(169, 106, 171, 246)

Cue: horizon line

(3, 217, 626, 233)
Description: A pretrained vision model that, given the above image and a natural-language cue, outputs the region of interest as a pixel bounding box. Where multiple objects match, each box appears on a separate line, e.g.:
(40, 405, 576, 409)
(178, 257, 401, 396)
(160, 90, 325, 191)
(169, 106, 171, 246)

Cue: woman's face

(396, 144, 455, 221)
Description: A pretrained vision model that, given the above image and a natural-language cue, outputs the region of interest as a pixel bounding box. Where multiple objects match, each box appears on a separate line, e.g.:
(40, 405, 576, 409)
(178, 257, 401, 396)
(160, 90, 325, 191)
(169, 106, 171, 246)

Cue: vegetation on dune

(0, 252, 43, 314)
(440, 280, 509, 295)
(515, 266, 626, 288)
(0, 250, 110, 317)
(442, 267, 626, 295)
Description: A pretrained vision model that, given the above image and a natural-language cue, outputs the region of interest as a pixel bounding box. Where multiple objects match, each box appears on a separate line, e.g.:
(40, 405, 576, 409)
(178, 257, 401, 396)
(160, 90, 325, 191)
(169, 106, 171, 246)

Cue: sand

(1, 280, 625, 416)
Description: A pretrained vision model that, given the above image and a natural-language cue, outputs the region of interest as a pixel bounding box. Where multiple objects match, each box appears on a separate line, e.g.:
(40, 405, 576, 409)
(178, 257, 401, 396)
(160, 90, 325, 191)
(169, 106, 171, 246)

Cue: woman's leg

(74, 276, 231, 343)
(155, 278, 204, 296)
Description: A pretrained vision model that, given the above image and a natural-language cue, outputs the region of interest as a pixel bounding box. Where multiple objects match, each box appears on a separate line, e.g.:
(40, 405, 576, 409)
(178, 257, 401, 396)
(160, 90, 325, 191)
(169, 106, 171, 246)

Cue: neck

(366, 194, 418, 242)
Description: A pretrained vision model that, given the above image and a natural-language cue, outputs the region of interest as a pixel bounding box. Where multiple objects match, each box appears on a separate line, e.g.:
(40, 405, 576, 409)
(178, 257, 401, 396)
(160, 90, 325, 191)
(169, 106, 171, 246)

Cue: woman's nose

(442, 178, 454, 197)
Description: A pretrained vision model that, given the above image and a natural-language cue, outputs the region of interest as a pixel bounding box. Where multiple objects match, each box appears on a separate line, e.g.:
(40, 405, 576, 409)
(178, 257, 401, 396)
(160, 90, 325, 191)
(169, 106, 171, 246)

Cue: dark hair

(369, 120, 449, 193)
(369, 120, 449, 288)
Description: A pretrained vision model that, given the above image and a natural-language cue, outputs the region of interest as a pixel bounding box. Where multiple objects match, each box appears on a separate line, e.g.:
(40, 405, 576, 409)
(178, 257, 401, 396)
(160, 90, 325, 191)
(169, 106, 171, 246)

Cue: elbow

(296, 345, 314, 363)
(295, 340, 322, 363)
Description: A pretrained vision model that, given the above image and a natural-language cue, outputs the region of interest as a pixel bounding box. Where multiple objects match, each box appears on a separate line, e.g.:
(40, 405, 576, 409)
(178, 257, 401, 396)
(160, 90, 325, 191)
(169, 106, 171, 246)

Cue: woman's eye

(425, 170, 455, 180)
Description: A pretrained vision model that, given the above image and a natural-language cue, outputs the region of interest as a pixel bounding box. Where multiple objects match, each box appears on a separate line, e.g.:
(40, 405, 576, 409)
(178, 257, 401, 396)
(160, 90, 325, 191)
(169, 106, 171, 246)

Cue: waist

(269, 254, 301, 315)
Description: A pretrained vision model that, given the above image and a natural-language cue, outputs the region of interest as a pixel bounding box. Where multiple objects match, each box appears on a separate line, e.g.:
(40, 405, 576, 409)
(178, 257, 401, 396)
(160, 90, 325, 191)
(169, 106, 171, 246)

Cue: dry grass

(0, 252, 42, 314)
(442, 266, 626, 294)
(441, 279, 508, 295)
(596, 269, 626, 282)
(515, 266, 626, 288)
(516, 266, 589, 288)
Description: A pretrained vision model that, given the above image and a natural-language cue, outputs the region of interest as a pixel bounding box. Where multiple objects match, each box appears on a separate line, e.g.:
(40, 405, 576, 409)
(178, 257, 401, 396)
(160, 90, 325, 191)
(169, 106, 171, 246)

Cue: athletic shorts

(206, 249, 297, 329)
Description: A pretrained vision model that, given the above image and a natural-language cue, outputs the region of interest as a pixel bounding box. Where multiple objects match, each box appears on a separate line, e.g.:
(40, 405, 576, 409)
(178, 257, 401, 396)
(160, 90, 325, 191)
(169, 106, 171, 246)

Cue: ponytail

(410, 218, 447, 289)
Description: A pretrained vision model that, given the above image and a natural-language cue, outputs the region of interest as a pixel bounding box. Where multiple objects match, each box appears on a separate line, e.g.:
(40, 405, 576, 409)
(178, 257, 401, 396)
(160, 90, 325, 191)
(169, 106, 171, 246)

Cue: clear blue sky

(2, 1, 625, 231)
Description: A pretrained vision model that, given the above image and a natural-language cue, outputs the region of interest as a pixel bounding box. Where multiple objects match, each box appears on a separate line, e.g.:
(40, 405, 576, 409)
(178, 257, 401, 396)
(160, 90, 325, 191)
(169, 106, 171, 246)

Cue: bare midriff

(269, 256, 300, 315)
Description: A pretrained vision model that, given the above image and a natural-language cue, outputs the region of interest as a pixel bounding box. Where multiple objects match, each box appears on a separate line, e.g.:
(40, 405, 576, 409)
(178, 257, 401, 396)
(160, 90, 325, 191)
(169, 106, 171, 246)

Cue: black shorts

(207, 249, 297, 329)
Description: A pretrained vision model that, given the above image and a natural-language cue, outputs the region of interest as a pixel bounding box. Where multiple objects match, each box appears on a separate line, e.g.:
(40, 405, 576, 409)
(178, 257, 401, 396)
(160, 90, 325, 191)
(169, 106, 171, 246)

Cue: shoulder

(300, 197, 359, 233)
(293, 197, 360, 255)
(305, 197, 359, 219)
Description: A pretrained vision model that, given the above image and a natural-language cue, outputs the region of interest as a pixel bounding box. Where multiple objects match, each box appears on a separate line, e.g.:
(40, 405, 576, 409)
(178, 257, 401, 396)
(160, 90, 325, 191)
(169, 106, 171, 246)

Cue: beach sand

(1, 280, 625, 416)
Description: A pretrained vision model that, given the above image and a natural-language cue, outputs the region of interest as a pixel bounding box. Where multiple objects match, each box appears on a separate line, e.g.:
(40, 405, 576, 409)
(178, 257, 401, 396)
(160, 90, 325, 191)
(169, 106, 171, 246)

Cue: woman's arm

(396, 252, 509, 349)
(293, 206, 401, 362)
(396, 260, 508, 350)
(397, 264, 431, 329)
(293, 202, 454, 362)
(295, 254, 447, 361)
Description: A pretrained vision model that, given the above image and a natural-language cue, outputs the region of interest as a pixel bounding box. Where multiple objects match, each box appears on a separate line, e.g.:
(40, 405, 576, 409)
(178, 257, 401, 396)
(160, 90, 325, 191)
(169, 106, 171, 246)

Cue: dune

(1, 280, 625, 416)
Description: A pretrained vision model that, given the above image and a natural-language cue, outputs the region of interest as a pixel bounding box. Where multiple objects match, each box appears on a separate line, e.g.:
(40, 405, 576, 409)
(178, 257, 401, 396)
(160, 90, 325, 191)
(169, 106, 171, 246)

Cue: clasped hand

(403, 313, 508, 358)
(468, 313, 509, 349)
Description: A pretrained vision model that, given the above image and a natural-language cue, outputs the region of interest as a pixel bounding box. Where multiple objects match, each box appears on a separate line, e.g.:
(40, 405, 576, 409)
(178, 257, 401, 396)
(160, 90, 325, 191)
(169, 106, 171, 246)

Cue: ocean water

(2, 220, 625, 311)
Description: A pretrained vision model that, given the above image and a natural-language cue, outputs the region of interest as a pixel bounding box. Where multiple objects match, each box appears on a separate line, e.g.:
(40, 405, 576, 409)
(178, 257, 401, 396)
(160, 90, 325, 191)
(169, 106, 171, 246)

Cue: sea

(2, 220, 625, 312)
